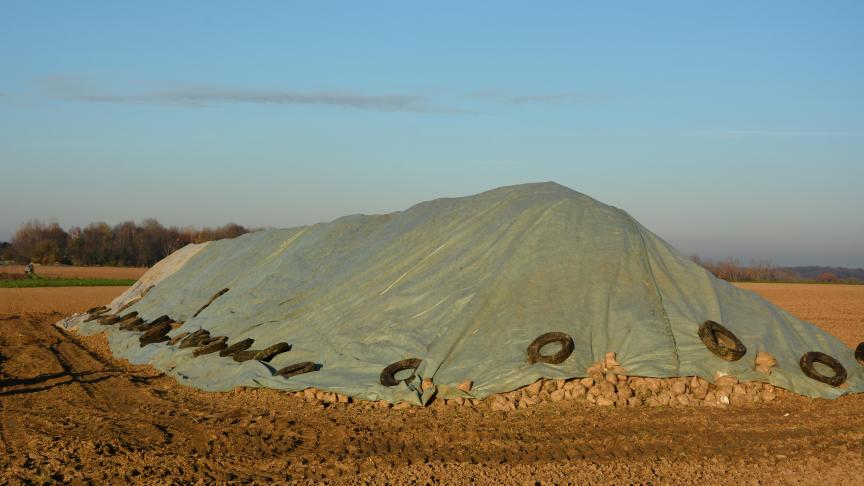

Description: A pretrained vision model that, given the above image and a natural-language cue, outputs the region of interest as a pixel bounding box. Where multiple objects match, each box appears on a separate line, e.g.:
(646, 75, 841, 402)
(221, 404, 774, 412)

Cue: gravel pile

(286, 352, 788, 410)
(483, 371, 784, 412)
(483, 352, 786, 411)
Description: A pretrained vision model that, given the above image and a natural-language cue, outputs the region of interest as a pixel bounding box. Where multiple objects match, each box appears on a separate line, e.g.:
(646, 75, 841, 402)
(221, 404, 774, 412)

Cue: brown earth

(735, 282, 864, 348)
(0, 264, 147, 280)
(0, 283, 862, 484)
(0, 287, 131, 317)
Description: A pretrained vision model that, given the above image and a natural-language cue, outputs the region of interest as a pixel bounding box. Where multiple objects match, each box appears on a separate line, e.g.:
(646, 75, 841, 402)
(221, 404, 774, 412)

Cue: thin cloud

(33, 76, 610, 112)
(35, 77, 465, 113)
(667, 130, 864, 137)
(471, 90, 608, 104)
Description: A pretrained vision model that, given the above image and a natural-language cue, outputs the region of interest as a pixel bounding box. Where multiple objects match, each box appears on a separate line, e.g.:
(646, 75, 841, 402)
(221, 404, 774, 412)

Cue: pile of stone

(287, 351, 787, 411)
(484, 352, 785, 411)
(299, 388, 352, 405)
(249, 351, 789, 410)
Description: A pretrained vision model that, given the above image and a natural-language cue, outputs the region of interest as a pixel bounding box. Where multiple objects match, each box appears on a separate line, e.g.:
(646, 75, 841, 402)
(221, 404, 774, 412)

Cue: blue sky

(1, 1, 862, 266)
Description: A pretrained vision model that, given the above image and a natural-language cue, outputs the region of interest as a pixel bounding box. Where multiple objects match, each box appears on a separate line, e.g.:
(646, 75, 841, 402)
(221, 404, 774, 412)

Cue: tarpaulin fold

(62, 182, 863, 402)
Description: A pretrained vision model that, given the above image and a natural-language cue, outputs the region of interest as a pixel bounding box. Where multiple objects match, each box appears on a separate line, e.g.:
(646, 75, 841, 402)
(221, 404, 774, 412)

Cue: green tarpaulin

(61, 182, 863, 403)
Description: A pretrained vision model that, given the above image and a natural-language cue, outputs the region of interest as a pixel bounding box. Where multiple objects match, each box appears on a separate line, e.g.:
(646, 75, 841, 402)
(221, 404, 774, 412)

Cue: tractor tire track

(1, 291, 863, 484)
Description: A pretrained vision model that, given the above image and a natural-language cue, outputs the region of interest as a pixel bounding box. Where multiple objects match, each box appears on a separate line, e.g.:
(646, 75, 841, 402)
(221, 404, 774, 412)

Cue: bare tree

(8, 219, 251, 267)
(11, 219, 69, 264)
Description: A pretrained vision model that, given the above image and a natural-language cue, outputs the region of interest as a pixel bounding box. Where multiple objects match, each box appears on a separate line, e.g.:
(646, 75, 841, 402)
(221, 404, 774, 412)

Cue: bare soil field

(0, 283, 861, 484)
(735, 282, 864, 348)
(0, 287, 130, 317)
(0, 264, 147, 280)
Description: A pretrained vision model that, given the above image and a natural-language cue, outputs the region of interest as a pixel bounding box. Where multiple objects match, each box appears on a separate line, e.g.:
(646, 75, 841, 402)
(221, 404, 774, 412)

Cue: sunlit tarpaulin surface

(66, 183, 862, 403)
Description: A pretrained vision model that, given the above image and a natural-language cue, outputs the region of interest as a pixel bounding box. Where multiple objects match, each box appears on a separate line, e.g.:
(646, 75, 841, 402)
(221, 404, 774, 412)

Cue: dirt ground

(0, 284, 862, 484)
(735, 282, 864, 348)
(0, 264, 147, 280)
(0, 287, 131, 317)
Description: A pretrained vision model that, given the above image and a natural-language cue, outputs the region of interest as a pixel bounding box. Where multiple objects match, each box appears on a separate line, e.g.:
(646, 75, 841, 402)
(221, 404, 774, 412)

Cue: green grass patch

(0, 277, 136, 288)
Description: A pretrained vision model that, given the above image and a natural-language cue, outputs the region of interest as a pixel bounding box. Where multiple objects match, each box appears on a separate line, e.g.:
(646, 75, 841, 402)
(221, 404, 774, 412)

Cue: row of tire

(85, 302, 863, 391)
(697, 320, 864, 387)
(83, 305, 318, 379)
(379, 322, 864, 390)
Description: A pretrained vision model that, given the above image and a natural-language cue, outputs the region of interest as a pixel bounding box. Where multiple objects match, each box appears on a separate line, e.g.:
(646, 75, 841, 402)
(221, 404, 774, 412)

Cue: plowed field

(0, 265, 146, 280)
(0, 282, 861, 484)
(736, 282, 863, 348)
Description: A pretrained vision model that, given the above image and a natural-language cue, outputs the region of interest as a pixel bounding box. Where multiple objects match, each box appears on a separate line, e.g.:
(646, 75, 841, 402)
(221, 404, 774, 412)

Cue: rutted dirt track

(0, 285, 862, 484)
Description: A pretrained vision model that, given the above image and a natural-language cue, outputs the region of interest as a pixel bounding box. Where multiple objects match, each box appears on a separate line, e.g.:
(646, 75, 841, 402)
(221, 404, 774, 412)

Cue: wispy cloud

(32, 76, 610, 113)
(471, 90, 608, 104)
(70, 89, 444, 112)
(666, 129, 864, 137)
(35, 76, 464, 113)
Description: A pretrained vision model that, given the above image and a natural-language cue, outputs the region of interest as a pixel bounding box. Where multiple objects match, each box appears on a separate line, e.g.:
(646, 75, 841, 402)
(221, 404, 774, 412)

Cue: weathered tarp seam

(625, 212, 681, 375)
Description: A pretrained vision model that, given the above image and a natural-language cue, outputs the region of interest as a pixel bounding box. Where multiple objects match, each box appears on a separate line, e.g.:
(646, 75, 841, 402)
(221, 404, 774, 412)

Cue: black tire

(254, 342, 292, 362)
(193, 337, 228, 357)
(149, 315, 172, 326)
(800, 351, 847, 387)
(855, 343, 863, 366)
(141, 322, 171, 338)
(380, 358, 422, 387)
(698, 321, 747, 361)
(168, 332, 190, 346)
(139, 323, 172, 346)
(179, 329, 211, 349)
(119, 317, 144, 330)
(97, 315, 121, 326)
(134, 315, 172, 332)
(197, 336, 226, 348)
(135, 319, 173, 332)
(84, 307, 110, 321)
(527, 332, 574, 364)
(219, 338, 254, 357)
(233, 350, 259, 362)
(277, 362, 317, 379)
(118, 317, 141, 329)
(140, 324, 172, 347)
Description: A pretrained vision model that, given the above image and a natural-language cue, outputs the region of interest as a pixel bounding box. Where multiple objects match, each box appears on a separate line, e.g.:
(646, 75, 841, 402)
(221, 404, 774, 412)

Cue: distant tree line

(1, 219, 251, 267)
(787, 265, 864, 283)
(2, 221, 860, 282)
(690, 256, 860, 284)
